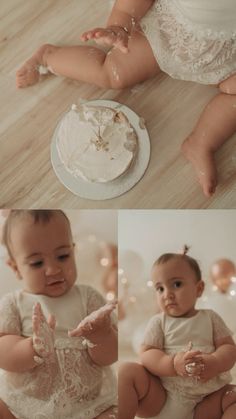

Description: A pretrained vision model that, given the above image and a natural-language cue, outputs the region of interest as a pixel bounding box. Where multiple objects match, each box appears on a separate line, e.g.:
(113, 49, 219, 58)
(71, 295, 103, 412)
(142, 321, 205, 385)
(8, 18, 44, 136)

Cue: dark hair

(1, 210, 71, 260)
(153, 245, 202, 281)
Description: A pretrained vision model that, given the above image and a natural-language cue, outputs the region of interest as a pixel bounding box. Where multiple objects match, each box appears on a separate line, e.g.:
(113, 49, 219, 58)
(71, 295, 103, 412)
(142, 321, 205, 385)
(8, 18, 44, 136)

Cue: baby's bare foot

(16, 44, 55, 88)
(182, 135, 218, 197)
(32, 302, 56, 359)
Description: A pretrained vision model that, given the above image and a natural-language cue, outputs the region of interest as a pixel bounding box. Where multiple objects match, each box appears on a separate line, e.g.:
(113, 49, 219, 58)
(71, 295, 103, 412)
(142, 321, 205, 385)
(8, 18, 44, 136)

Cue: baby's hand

(174, 345, 203, 378)
(68, 301, 117, 342)
(193, 353, 219, 382)
(81, 26, 129, 53)
(32, 302, 56, 363)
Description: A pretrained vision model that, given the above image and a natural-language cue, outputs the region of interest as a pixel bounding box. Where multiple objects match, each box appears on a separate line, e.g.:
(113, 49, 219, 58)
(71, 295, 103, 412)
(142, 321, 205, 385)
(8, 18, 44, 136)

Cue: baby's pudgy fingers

(68, 322, 93, 337)
(81, 28, 107, 41)
(80, 29, 98, 41)
(184, 350, 202, 360)
(47, 314, 56, 330)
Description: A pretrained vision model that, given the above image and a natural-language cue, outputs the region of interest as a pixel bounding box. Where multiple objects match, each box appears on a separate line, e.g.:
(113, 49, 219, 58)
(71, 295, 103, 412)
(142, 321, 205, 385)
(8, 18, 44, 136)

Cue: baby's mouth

(47, 278, 66, 286)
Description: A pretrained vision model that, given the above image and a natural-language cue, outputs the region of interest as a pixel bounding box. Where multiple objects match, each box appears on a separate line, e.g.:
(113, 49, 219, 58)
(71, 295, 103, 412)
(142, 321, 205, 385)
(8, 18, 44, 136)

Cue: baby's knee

(219, 75, 236, 95)
(222, 385, 236, 412)
(119, 361, 143, 382)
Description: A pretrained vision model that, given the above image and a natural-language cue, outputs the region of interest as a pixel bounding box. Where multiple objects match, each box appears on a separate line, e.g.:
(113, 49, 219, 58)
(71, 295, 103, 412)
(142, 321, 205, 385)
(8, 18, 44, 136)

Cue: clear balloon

(209, 259, 236, 293)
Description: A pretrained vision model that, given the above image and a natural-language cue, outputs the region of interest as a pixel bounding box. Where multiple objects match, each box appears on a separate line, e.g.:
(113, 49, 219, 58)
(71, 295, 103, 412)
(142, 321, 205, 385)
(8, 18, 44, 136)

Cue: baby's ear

(197, 279, 205, 297)
(7, 259, 22, 280)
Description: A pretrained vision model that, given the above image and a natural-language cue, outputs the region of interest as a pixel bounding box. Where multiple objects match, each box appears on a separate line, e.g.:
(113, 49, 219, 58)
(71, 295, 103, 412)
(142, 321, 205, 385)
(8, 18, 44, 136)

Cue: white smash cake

(56, 103, 138, 183)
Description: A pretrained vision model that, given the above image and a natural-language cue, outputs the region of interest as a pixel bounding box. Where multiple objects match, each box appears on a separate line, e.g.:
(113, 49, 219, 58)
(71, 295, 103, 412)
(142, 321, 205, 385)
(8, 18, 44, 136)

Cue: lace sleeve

(0, 293, 21, 335)
(208, 309, 233, 342)
(142, 315, 164, 349)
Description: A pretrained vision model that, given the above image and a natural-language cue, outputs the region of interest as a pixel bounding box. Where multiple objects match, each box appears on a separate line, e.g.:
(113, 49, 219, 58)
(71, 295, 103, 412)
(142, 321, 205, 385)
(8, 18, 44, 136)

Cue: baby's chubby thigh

(104, 28, 160, 89)
(0, 400, 17, 419)
(219, 73, 236, 95)
(194, 384, 236, 419)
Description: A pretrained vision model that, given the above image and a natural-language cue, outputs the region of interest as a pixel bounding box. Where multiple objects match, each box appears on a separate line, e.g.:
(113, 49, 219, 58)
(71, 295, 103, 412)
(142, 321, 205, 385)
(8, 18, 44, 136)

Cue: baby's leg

(219, 74, 236, 95)
(182, 92, 236, 197)
(16, 29, 160, 89)
(118, 362, 166, 419)
(0, 400, 16, 419)
(95, 406, 117, 418)
(194, 384, 236, 419)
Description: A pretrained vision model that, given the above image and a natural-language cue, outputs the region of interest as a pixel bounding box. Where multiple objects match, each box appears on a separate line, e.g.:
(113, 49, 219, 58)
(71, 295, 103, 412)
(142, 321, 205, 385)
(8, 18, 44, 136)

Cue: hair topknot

(153, 245, 201, 281)
(181, 245, 190, 255)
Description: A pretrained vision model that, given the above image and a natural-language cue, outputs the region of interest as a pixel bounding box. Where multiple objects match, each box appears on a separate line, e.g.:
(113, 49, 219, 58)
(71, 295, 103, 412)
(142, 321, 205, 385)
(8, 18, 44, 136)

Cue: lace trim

(154, 0, 236, 41)
(142, 315, 164, 348)
(141, 0, 236, 83)
(0, 293, 21, 335)
(207, 309, 233, 340)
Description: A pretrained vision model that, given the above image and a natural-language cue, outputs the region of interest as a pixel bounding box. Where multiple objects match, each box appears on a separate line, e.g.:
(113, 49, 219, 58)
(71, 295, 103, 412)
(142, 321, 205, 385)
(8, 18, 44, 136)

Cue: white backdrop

(119, 210, 236, 279)
(118, 210, 236, 356)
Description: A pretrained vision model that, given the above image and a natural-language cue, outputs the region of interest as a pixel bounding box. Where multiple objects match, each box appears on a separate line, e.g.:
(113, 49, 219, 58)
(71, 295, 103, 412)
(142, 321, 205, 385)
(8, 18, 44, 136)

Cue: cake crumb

(139, 117, 146, 129)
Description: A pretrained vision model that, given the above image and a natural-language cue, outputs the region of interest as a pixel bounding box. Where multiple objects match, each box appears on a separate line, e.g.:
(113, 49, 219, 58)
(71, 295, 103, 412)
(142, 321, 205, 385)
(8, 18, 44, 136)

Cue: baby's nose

(45, 262, 61, 276)
(165, 289, 174, 299)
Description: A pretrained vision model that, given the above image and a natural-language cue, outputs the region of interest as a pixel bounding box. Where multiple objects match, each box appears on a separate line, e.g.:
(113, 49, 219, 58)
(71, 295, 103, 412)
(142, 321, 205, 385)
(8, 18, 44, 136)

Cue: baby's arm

(140, 345, 177, 377)
(82, 0, 154, 53)
(140, 343, 202, 378)
(107, 0, 155, 31)
(0, 334, 37, 372)
(194, 336, 236, 382)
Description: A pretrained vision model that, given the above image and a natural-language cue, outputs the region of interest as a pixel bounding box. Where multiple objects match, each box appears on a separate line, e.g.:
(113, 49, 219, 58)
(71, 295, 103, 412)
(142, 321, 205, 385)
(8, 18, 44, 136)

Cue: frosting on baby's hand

(68, 300, 117, 339)
(32, 302, 56, 363)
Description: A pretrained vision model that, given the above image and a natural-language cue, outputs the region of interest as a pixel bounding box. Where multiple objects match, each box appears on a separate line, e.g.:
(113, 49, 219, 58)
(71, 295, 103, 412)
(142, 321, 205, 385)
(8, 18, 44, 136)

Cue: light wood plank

(0, 0, 235, 208)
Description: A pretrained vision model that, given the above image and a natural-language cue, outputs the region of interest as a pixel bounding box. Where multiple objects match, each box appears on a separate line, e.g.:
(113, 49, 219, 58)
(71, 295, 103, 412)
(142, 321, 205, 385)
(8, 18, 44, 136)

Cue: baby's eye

(29, 261, 43, 268)
(156, 286, 164, 293)
(57, 253, 70, 261)
(173, 280, 182, 288)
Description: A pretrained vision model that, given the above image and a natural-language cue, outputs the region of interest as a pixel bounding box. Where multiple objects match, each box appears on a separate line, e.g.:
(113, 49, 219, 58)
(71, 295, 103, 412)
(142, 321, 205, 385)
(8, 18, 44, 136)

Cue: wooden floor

(0, 0, 236, 209)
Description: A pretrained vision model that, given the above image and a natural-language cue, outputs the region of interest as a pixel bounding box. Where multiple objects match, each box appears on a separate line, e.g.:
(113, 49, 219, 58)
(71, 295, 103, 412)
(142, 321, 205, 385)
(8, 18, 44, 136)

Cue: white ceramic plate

(51, 100, 150, 200)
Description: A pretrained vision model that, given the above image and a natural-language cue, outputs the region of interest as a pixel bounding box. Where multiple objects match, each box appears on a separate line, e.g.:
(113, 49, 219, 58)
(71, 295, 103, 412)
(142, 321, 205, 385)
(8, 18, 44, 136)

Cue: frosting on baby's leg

(16, 44, 57, 88)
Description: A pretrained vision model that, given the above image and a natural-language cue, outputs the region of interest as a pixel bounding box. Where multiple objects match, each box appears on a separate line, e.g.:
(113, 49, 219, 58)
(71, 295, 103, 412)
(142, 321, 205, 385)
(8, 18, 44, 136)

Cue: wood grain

(0, 0, 235, 209)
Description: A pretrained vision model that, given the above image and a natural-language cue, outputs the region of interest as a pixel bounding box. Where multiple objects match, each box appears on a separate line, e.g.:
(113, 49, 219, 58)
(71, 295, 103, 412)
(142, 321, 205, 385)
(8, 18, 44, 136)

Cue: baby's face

(8, 213, 77, 297)
(152, 258, 204, 318)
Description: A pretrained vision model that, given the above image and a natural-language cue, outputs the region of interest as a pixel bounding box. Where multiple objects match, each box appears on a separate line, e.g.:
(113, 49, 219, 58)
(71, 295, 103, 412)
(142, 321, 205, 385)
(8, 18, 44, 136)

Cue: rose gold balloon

(210, 259, 236, 293)
(101, 244, 118, 295)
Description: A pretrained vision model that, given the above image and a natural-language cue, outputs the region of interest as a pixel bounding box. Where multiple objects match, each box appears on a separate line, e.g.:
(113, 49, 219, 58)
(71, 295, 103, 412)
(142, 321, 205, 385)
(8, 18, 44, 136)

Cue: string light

(121, 277, 128, 284)
(118, 268, 124, 275)
(147, 280, 153, 287)
(100, 258, 109, 267)
(106, 292, 115, 301)
(230, 290, 236, 296)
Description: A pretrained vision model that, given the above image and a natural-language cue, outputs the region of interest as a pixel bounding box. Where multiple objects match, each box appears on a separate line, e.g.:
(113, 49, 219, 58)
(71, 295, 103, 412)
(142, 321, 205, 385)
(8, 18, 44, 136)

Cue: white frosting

(56, 104, 138, 183)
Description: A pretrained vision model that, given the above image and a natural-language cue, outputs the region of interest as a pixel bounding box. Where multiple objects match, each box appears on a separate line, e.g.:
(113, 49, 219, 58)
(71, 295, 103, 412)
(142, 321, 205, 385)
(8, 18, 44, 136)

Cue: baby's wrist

(172, 354, 178, 376)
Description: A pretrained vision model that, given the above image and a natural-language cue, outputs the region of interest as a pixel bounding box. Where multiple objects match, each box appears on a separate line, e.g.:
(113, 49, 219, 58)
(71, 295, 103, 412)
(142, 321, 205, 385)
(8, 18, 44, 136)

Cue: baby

(0, 210, 118, 419)
(118, 246, 236, 419)
(15, 0, 236, 197)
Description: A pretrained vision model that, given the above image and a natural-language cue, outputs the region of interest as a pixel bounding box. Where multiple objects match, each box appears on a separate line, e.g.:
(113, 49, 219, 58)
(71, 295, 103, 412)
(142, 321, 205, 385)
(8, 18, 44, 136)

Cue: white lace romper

(140, 0, 236, 84)
(142, 309, 233, 419)
(0, 284, 117, 419)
